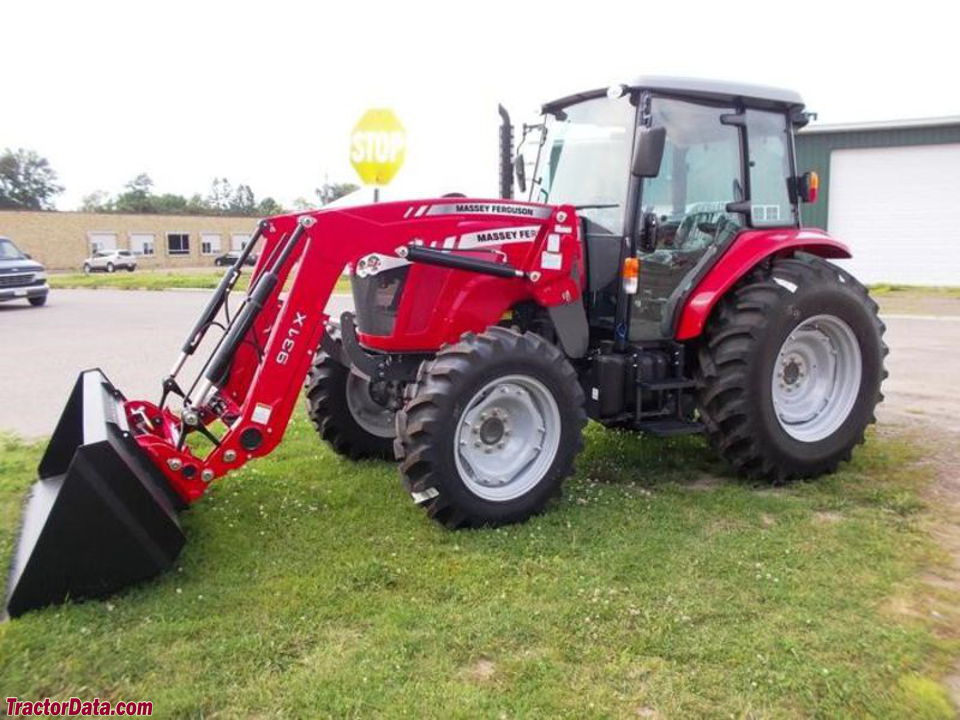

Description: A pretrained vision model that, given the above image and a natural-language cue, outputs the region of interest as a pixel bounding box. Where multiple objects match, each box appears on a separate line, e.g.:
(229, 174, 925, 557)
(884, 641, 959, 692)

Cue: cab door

(629, 97, 746, 341)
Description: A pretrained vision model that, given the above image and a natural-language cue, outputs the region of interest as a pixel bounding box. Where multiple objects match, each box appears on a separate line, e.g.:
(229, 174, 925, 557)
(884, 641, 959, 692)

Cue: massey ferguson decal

(424, 202, 553, 219)
(456, 225, 540, 249)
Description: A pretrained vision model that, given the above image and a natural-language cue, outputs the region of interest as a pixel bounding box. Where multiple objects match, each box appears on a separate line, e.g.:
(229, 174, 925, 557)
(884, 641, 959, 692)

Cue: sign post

(349, 109, 406, 202)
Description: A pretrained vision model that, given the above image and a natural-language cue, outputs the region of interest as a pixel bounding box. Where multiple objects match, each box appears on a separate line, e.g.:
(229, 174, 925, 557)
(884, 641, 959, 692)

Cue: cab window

(745, 109, 795, 226)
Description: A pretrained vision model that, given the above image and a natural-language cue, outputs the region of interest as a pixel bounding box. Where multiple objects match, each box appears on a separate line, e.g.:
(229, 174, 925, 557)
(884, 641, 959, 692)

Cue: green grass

(1, 422, 957, 718)
(49, 271, 352, 294)
(867, 284, 960, 297)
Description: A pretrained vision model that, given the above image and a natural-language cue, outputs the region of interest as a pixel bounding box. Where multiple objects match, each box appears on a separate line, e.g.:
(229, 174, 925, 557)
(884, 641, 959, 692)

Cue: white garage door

(828, 143, 960, 285)
(87, 232, 117, 254)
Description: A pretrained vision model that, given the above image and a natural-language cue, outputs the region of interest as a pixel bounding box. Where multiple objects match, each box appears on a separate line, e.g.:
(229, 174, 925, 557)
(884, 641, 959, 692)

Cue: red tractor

(6, 77, 886, 616)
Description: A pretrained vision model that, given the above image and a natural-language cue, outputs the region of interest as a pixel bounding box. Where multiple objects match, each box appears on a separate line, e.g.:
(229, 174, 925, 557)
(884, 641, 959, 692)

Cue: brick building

(0, 210, 260, 271)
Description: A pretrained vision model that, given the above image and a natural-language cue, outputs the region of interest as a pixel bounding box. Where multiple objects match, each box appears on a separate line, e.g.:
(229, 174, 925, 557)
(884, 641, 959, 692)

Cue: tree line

(0, 148, 359, 215)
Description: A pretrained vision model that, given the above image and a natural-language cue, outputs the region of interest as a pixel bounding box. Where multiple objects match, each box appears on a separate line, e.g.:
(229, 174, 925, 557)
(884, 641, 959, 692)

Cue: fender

(675, 228, 851, 341)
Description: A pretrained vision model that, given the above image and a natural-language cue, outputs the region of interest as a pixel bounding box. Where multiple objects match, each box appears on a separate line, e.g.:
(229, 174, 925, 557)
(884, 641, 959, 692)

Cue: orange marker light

(622, 257, 640, 294)
(804, 171, 820, 204)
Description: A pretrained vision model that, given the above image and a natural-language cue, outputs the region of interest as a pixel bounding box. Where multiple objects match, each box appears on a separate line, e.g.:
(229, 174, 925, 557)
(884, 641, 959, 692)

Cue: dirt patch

(685, 473, 724, 491)
(465, 658, 496, 683)
(813, 511, 843, 525)
(901, 420, 960, 711)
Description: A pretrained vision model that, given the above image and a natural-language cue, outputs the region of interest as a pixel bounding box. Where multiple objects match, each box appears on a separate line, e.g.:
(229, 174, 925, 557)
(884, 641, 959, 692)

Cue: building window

(231, 233, 251, 251)
(130, 233, 155, 256)
(201, 233, 222, 255)
(167, 233, 190, 255)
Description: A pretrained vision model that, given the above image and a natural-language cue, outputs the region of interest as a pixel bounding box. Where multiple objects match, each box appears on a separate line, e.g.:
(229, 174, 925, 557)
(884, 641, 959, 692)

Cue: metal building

(795, 117, 960, 285)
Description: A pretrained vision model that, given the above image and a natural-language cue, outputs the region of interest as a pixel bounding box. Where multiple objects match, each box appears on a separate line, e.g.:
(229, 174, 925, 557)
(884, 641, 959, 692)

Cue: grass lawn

(1, 421, 957, 718)
(869, 284, 960, 317)
(49, 270, 352, 295)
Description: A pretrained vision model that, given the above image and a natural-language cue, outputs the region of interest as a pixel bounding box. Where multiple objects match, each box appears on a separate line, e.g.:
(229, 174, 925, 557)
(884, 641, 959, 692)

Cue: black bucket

(5, 370, 186, 618)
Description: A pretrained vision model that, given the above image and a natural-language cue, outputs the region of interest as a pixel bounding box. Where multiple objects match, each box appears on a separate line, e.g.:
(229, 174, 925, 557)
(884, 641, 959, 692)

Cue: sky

(4, 0, 957, 211)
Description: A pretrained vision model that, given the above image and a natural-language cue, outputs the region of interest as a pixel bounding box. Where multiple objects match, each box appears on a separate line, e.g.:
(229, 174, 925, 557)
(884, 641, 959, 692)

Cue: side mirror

(514, 155, 527, 194)
(631, 126, 666, 177)
(23, 252, 31, 259)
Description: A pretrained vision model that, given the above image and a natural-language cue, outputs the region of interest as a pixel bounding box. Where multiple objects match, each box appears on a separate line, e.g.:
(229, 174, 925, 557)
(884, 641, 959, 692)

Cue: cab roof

(542, 76, 805, 115)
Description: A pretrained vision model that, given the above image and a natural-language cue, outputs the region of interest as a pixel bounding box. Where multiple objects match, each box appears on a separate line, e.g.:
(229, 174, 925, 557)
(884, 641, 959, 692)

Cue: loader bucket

(5, 370, 186, 617)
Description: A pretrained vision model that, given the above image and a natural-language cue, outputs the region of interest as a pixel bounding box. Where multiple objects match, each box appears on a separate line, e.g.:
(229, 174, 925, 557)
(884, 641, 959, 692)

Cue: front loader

(6, 77, 886, 617)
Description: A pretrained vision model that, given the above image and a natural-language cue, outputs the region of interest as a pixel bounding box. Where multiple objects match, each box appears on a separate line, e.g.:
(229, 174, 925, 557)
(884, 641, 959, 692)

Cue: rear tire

(106, 262, 115, 273)
(396, 327, 586, 528)
(304, 340, 396, 461)
(696, 255, 887, 481)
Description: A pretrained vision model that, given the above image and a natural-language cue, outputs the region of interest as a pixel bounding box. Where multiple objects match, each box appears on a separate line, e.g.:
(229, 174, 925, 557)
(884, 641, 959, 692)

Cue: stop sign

(349, 109, 406, 186)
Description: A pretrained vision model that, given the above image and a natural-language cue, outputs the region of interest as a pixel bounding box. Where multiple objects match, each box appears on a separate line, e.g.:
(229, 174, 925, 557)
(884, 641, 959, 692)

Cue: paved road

(1, 290, 957, 438)
(0, 289, 351, 438)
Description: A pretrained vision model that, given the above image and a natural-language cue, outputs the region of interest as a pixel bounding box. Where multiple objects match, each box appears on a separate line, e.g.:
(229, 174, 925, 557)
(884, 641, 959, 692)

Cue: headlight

(33, 272, 47, 281)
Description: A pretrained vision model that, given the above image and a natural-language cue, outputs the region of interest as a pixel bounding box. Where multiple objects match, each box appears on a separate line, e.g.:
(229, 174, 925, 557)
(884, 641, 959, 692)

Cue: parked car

(82, 249, 137, 273)
(0, 236, 49, 307)
(213, 251, 257, 267)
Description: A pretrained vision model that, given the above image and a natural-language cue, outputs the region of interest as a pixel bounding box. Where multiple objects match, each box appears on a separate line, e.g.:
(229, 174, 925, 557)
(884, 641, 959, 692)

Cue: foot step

(635, 419, 704, 437)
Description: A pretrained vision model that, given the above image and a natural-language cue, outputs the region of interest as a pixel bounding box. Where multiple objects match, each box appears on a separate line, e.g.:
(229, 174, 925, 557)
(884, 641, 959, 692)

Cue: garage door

(87, 232, 117, 254)
(827, 143, 960, 285)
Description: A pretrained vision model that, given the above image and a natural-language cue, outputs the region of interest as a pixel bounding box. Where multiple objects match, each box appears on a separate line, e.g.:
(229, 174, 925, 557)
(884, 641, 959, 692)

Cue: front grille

(0, 273, 34, 289)
(351, 266, 409, 336)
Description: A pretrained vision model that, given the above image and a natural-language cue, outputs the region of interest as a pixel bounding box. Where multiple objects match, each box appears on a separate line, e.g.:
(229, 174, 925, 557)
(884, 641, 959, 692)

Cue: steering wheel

(673, 211, 721, 250)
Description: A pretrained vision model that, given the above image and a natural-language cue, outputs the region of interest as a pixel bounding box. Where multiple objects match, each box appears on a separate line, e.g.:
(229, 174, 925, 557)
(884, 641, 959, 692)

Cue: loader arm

(127, 200, 584, 504)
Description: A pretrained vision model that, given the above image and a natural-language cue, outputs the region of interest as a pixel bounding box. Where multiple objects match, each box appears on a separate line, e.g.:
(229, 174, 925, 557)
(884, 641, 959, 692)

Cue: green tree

(113, 173, 156, 213)
(256, 197, 285, 216)
(80, 190, 112, 213)
(0, 148, 64, 210)
(229, 184, 256, 215)
(152, 193, 189, 214)
(316, 181, 359, 206)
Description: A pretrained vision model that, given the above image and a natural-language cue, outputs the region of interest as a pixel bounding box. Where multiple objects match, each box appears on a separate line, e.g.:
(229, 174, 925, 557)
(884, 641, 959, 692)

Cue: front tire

(304, 340, 396, 460)
(697, 255, 887, 481)
(397, 327, 586, 528)
(106, 262, 115, 273)
(28, 295, 47, 307)
(82, 263, 91, 274)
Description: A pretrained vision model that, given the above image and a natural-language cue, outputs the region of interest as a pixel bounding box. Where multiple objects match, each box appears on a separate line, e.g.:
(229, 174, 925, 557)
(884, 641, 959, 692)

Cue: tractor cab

(520, 77, 816, 342)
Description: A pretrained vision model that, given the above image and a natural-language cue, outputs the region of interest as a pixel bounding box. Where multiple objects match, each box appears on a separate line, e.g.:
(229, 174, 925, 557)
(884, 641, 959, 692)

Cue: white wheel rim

(454, 374, 561, 502)
(344, 372, 395, 438)
(771, 314, 862, 443)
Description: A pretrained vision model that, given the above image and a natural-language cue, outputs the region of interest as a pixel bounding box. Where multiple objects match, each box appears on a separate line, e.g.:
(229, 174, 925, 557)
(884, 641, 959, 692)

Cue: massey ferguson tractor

(6, 77, 886, 616)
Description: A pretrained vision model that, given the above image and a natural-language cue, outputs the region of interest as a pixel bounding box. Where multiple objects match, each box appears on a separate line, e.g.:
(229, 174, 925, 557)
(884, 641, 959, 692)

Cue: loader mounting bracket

(331, 312, 424, 383)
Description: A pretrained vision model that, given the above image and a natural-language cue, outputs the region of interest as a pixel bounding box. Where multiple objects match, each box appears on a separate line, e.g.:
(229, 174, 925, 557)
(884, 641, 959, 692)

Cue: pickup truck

(0, 236, 49, 307)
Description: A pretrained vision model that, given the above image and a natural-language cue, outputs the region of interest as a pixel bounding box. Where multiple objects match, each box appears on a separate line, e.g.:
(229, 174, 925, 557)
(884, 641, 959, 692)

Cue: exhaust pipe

(498, 104, 513, 200)
(5, 370, 185, 618)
